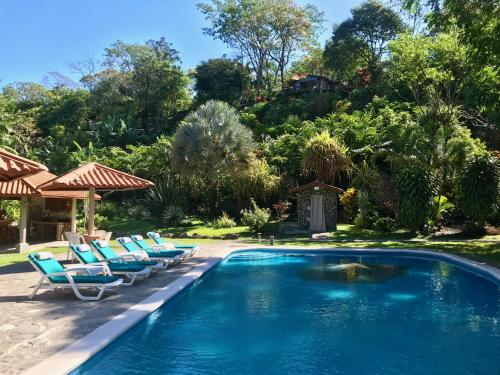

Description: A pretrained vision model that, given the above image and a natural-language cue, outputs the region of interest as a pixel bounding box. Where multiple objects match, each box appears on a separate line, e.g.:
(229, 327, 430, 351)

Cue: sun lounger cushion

(49, 275, 121, 284)
(144, 250, 184, 258)
(107, 263, 146, 272)
(131, 235, 144, 241)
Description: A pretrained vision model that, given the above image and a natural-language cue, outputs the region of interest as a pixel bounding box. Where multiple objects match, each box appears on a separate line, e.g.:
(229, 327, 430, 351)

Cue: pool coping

(22, 247, 500, 375)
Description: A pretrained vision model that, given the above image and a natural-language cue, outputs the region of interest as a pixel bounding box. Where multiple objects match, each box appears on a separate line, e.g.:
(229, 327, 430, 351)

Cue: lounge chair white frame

(70, 245, 152, 286)
(28, 256, 123, 301)
(117, 237, 183, 265)
(64, 232, 85, 261)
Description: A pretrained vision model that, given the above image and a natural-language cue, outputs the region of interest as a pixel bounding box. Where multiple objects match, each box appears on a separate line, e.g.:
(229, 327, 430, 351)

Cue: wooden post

(16, 197, 29, 253)
(70, 198, 77, 233)
(87, 187, 96, 235)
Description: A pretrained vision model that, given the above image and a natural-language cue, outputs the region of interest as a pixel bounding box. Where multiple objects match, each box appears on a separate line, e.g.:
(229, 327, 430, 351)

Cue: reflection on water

(299, 263, 408, 283)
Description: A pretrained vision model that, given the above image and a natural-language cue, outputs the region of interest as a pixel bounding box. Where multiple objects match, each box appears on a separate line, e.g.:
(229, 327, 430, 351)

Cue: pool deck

(0, 241, 244, 375)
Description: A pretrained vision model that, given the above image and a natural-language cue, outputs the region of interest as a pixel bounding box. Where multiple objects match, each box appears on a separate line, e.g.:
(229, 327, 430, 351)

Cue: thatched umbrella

(39, 163, 153, 235)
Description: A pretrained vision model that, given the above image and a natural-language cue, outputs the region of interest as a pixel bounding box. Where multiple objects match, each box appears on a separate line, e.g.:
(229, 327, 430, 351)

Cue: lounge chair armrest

(151, 244, 168, 250)
(64, 265, 104, 275)
(129, 250, 151, 260)
(110, 253, 144, 262)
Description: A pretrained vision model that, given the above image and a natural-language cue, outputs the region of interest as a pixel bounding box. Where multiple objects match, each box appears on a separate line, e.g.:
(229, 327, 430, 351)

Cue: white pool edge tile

(22, 257, 222, 375)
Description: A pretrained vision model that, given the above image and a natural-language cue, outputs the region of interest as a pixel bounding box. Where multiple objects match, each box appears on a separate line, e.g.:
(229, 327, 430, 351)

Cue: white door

(310, 195, 326, 232)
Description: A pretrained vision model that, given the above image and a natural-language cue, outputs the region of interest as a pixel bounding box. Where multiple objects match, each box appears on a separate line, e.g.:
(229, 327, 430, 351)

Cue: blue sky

(0, 0, 362, 87)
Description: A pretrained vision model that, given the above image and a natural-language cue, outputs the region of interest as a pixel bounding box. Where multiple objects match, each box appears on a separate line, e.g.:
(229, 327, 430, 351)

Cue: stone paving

(0, 241, 250, 374)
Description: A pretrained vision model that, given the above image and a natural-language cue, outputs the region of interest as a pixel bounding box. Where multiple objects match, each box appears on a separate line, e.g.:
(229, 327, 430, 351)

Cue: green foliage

(127, 205, 152, 221)
(93, 213, 110, 230)
(428, 195, 454, 228)
(171, 100, 255, 179)
(457, 154, 499, 224)
(162, 206, 185, 226)
(234, 158, 280, 205)
(193, 58, 250, 106)
(394, 163, 434, 231)
(372, 217, 397, 232)
(240, 199, 271, 231)
(198, 0, 323, 92)
(0, 200, 20, 222)
(145, 176, 184, 217)
(302, 130, 353, 183)
(324, 0, 405, 80)
(212, 212, 237, 228)
(95, 201, 127, 219)
(339, 188, 359, 223)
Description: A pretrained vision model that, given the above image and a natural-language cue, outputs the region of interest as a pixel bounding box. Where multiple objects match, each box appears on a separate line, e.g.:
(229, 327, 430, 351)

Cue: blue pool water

(73, 250, 500, 375)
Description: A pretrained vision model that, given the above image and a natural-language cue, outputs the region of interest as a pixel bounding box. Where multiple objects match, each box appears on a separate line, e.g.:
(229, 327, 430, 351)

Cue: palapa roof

(39, 162, 153, 191)
(289, 180, 344, 194)
(0, 148, 48, 181)
(0, 171, 101, 199)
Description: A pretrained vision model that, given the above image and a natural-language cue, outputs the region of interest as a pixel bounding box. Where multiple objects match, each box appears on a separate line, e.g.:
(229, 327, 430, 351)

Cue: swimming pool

(72, 249, 500, 375)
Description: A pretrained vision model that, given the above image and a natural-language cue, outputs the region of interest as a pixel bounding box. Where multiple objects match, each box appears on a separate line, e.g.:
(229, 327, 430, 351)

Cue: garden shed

(289, 180, 344, 233)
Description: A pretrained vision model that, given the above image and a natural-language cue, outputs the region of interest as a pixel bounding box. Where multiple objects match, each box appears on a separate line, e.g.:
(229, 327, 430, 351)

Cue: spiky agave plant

(302, 130, 353, 184)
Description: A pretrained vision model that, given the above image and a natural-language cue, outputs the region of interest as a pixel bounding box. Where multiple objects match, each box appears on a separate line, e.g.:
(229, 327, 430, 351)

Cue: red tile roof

(39, 162, 153, 191)
(0, 171, 100, 199)
(0, 148, 48, 181)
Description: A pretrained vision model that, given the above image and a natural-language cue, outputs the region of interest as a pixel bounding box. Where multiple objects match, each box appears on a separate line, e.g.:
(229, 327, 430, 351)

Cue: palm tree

(171, 100, 255, 212)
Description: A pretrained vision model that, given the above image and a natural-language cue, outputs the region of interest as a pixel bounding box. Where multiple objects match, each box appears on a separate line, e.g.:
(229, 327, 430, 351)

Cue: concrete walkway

(0, 241, 248, 374)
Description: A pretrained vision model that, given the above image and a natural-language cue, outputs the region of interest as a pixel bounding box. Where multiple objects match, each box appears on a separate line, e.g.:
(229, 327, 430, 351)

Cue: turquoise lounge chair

(28, 252, 123, 301)
(130, 235, 188, 261)
(146, 231, 198, 257)
(117, 236, 184, 263)
(70, 244, 151, 286)
(91, 240, 167, 271)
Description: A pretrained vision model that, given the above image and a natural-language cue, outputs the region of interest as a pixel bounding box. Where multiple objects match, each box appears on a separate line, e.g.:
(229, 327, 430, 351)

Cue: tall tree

(198, 0, 273, 92)
(266, 0, 324, 91)
(193, 58, 250, 106)
(324, 0, 405, 81)
(85, 38, 191, 138)
(198, 0, 323, 93)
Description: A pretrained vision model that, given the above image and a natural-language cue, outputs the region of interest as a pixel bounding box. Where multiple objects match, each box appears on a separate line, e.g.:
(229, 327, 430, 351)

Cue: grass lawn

(1, 221, 498, 268)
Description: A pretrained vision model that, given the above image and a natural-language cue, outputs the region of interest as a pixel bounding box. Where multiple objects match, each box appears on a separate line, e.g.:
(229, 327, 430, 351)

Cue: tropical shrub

(95, 201, 127, 219)
(170, 100, 255, 213)
(428, 196, 454, 229)
(240, 199, 271, 232)
(372, 217, 397, 232)
(234, 158, 280, 206)
(0, 200, 20, 222)
(213, 212, 237, 228)
(127, 205, 152, 221)
(94, 213, 110, 230)
(162, 206, 185, 227)
(394, 164, 434, 232)
(302, 130, 353, 183)
(353, 208, 379, 230)
(145, 176, 183, 218)
(339, 188, 358, 223)
(457, 154, 499, 224)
